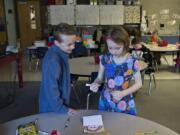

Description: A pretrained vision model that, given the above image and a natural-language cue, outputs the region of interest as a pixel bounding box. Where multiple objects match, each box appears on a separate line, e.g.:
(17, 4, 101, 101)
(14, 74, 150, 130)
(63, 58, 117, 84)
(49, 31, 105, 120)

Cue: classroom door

(17, 1, 42, 49)
(0, 0, 7, 44)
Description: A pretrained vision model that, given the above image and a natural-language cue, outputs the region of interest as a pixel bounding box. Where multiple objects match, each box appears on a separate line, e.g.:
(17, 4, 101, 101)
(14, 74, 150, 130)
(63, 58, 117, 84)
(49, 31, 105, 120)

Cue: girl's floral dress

(99, 53, 140, 115)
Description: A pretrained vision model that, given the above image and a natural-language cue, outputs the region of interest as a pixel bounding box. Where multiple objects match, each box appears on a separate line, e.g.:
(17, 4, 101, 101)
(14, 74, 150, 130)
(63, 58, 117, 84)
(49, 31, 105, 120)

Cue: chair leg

(71, 83, 81, 104)
(35, 59, 39, 72)
(154, 60, 158, 71)
(152, 74, 156, 88)
(86, 93, 92, 110)
(153, 59, 158, 71)
(176, 65, 179, 73)
(148, 74, 152, 96)
(29, 61, 32, 71)
(162, 55, 169, 65)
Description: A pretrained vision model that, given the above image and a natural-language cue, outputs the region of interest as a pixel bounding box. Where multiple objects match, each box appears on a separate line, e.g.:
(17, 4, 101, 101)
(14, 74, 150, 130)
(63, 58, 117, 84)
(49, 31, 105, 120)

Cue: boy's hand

(111, 91, 125, 102)
(90, 83, 100, 93)
(68, 108, 77, 116)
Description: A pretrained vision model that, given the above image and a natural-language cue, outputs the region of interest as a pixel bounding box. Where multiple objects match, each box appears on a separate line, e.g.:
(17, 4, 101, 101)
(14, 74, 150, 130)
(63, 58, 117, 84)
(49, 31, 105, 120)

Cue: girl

(90, 27, 142, 115)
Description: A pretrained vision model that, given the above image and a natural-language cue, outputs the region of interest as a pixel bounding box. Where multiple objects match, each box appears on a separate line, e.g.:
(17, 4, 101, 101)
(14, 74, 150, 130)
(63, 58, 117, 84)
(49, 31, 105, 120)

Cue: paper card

(83, 115, 105, 133)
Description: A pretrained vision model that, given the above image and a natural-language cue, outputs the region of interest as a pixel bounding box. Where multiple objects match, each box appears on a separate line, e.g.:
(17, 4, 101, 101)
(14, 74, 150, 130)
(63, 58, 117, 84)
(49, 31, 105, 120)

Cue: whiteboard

(48, 5, 75, 25)
(76, 5, 99, 25)
(100, 5, 124, 25)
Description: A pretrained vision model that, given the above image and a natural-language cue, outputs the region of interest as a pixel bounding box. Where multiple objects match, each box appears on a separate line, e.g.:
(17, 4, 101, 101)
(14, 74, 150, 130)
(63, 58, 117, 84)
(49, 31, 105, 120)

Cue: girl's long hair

(103, 26, 130, 55)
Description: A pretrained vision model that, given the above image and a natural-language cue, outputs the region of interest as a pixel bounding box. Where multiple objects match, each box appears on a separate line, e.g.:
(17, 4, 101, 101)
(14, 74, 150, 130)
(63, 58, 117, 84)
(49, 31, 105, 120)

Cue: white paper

(83, 115, 103, 126)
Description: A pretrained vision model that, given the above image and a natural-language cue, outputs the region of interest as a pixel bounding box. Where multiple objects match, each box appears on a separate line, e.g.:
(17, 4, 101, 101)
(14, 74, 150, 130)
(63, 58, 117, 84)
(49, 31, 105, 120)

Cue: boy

(39, 23, 76, 115)
(131, 36, 153, 68)
(130, 37, 155, 83)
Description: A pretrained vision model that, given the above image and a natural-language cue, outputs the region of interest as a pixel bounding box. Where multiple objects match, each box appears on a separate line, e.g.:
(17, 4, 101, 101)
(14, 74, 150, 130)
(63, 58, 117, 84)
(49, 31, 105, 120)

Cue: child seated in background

(130, 37, 154, 83)
(147, 30, 162, 64)
(174, 43, 180, 71)
(130, 37, 153, 68)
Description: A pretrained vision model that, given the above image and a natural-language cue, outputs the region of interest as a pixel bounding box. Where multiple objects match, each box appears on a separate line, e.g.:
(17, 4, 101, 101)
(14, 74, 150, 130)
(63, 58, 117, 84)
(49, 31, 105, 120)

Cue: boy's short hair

(53, 23, 76, 41)
(131, 36, 141, 45)
(104, 26, 130, 53)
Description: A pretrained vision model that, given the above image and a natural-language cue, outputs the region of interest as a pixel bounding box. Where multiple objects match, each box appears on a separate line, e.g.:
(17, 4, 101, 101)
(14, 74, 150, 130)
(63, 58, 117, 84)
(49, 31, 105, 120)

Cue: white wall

(4, 0, 17, 46)
(140, 0, 180, 34)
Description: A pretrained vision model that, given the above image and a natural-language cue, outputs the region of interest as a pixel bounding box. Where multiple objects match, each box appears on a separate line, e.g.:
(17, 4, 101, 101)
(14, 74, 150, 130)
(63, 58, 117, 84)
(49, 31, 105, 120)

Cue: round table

(145, 44, 179, 52)
(0, 110, 178, 135)
(145, 44, 180, 66)
(69, 56, 148, 76)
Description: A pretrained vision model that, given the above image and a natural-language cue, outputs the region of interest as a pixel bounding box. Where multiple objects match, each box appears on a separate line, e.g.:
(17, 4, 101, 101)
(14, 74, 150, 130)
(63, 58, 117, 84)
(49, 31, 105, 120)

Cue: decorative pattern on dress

(99, 53, 140, 115)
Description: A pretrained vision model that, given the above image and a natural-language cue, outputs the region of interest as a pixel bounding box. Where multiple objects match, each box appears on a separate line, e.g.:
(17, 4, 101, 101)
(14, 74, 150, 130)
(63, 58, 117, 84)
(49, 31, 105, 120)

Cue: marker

(38, 130, 49, 135)
(135, 130, 158, 135)
(86, 83, 91, 87)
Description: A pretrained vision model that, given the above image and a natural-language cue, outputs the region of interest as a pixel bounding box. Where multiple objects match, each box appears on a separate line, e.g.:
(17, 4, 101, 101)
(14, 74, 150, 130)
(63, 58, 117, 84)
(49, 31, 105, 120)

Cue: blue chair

(35, 47, 48, 71)
(70, 74, 81, 103)
(71, 42, 88, 58)
(86, 72, 104, 110)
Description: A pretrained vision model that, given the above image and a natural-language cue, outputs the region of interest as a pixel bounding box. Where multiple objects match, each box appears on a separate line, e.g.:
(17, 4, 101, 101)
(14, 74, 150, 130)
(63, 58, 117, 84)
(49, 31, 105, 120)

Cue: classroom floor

(0, 53, 180, 134)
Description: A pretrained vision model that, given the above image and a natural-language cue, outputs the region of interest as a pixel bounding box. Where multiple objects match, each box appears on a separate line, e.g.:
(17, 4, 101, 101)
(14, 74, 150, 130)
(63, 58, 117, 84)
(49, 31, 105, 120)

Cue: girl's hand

(111, 91, 125, 102)
(90, 83, 100, 93)
(68, 108, 77, 116)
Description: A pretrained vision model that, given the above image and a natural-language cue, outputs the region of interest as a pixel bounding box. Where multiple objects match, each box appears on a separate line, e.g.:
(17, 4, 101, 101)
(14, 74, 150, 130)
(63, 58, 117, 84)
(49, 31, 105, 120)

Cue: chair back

(36, 47, 48, 59)
(90, 72, 104, 90)
(72, 42, 88, 57)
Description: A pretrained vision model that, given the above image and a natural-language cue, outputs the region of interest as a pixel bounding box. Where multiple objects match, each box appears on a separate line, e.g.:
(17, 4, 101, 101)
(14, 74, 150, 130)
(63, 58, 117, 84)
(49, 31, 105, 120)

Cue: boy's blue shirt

(39, 45, 70, 113)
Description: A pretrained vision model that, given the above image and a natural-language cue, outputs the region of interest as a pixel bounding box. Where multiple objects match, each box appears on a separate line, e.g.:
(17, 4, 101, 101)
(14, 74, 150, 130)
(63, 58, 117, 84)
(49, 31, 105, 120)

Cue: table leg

(16, 53, 23, 88)
(29, 49, 32, 71)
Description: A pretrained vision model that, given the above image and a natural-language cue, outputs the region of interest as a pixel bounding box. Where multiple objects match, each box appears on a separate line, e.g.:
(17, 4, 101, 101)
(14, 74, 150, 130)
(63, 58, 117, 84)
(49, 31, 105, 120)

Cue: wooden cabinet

(0, 0, 7, 43)
(76, 5, 99, 25)
(124, 5, 141, 24)
(47, 5, 141, 25)
(99, 5, 124, 25)
(47, 5, 75, 25)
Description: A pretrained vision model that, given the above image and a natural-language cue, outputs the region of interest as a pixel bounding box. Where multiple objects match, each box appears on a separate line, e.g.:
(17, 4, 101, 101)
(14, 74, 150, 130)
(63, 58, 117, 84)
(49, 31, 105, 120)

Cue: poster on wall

(159, 9, 169, 15)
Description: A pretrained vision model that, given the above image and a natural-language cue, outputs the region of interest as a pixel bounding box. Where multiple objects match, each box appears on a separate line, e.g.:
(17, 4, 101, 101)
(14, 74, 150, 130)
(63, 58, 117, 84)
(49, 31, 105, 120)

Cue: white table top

(69, 56, 148, 76)
(0, 110, 178, 135)
(27, 45, 49, 50)
(27, 45, 38, 50)
(145, 44, 179, 52)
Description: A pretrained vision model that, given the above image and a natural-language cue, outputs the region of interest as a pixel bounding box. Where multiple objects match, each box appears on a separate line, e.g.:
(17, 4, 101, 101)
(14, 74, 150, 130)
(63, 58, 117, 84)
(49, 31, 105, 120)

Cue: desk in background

(69, 56, 148, 77)
(145, 44, 180, 67)
(0, 52, 23, 88)
(0, 110, 179, 135)
(26, 45, 49, 71)
(142, 35, 179, 44)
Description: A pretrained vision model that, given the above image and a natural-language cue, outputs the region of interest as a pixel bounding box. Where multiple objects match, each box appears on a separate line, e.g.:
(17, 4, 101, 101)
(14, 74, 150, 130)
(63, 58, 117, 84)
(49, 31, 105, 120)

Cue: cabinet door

(48, 5, 75, 25)
(76, 5, 99, 25)
(17, 1, 42, 48)
(100, 5, 124, 25)
(124, 6, 141, 24)
(0, 0, 7, 43)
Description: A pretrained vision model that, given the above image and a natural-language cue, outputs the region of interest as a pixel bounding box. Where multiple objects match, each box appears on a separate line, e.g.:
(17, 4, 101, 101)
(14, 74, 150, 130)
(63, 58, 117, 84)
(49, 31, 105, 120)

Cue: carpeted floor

(0, 80, 180, 134)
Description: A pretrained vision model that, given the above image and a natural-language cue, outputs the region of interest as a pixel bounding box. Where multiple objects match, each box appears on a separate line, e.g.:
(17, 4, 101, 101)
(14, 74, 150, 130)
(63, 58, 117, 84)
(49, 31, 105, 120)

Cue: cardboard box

(47, 0, 55, 5)
(107, 0, 115, 5)
(55, 0, 64, 5)
(116, 0, 123, 5)
(98, 0, 106, 5)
